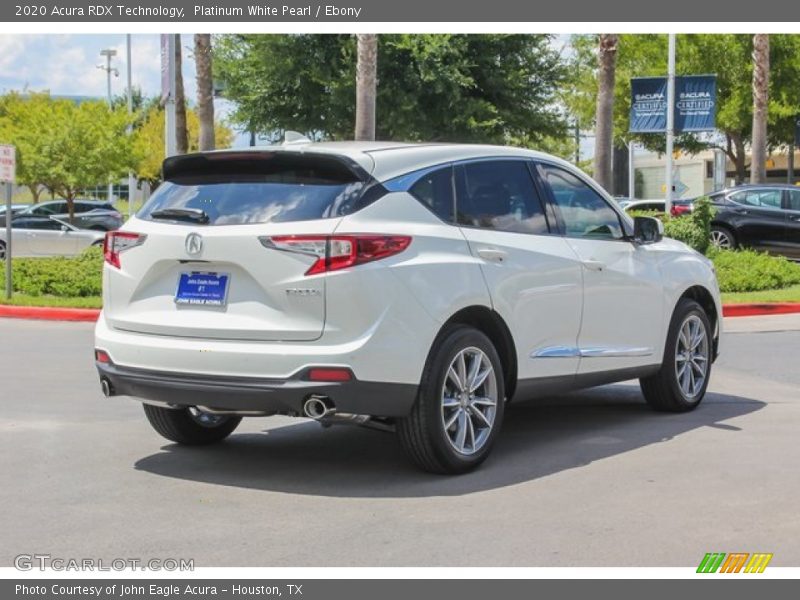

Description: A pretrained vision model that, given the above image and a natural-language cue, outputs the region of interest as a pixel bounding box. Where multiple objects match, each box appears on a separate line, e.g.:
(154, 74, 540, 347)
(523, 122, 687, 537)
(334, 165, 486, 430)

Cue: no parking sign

(0, 144, 15, 183)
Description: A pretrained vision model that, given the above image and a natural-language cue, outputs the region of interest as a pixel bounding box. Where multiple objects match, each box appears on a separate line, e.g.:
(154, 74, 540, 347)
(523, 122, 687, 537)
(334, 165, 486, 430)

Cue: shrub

(661, 196, 712, 254)
(710, 248, 800, 293)
(0, 246, 103, 297)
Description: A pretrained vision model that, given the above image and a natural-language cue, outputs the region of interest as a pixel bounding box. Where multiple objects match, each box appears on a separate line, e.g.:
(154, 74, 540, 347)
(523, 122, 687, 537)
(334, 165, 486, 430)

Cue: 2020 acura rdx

(94, 142, 721, 474)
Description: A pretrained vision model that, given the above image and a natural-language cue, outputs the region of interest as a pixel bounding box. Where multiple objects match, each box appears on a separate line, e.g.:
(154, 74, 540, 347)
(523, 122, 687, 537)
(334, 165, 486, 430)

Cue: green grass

(721, 284, 800, 305)
(0, 293, 102, 308)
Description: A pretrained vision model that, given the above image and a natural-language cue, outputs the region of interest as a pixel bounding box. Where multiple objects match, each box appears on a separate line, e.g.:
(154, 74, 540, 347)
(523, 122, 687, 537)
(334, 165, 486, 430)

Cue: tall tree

(355, 34, 378, 141)
(215, 34, 568, 145)
(194, 34, 216, 151)
(593, 34, 618, 192)
(750, 34, 770, 183)
(174, 34, 188, 155)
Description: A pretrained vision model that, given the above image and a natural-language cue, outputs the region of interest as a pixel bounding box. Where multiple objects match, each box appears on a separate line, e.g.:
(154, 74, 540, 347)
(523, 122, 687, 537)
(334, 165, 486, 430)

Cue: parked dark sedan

(10, 199, 123, 231)
(688, 184, 800, 259)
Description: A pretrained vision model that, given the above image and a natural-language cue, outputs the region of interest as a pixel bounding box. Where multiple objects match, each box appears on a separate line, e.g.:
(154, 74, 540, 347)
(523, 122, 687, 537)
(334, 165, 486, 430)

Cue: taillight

(261, 234, 411, 275)
(94, 349, 111, 364)
(307, 367, 353, 382)
(103, 231, 146, 268)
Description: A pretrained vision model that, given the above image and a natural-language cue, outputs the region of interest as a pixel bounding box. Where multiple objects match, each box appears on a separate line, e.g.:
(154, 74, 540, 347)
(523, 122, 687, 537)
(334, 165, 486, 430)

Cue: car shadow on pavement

(134, 383, 765, 497)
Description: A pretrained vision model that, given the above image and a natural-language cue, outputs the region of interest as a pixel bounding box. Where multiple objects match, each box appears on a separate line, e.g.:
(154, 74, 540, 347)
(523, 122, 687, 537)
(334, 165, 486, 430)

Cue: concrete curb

(2, 302, 800, 323)
(0, 305, 101, 322)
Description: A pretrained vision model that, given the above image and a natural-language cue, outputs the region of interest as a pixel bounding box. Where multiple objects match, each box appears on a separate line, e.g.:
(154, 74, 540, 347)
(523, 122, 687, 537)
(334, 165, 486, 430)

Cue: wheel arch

(439, 305, 518, 401)
(678, 284, 720, 359)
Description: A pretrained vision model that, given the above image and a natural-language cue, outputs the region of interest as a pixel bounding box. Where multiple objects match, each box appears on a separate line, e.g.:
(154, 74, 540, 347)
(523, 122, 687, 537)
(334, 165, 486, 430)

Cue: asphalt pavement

(0, 315, 798, 567)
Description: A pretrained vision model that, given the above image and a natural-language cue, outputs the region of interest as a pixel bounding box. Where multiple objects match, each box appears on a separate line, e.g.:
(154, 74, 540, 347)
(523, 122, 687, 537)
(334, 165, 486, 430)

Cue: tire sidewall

(663, 300, 713, 408)
(711, 226, 735, 249)
(419, 326, 505, 471)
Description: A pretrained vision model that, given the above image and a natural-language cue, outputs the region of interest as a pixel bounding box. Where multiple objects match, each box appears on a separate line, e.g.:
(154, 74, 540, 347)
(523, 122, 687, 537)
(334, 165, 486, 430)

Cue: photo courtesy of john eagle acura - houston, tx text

(94, 141, 721, 474)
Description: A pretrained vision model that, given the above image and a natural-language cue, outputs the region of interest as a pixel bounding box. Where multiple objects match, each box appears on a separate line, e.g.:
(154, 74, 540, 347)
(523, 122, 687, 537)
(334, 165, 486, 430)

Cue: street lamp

(98, 48, 119, 203)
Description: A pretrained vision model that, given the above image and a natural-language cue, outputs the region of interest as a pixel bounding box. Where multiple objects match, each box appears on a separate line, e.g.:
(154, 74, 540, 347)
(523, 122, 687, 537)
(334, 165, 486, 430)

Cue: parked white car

(0, 216, 105, 259)
(94, 143, 722, 474)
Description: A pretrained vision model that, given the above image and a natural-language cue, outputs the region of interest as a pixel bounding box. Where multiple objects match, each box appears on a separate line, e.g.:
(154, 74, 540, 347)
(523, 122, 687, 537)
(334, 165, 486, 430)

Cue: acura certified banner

(630, 75, 716, 133)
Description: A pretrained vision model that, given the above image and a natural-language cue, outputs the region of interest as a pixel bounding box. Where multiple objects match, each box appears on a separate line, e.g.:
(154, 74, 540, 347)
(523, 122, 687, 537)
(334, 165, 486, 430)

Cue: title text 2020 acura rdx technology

(94, 142, 721, 474)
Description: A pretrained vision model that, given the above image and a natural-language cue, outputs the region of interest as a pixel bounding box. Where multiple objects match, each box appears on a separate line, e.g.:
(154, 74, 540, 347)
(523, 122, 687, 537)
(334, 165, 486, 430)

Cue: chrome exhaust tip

(303, 396, 335, 420)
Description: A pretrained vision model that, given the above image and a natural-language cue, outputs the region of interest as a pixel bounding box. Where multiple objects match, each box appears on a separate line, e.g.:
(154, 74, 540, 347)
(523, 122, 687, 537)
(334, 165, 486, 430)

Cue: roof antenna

(282, 131, 312, 145)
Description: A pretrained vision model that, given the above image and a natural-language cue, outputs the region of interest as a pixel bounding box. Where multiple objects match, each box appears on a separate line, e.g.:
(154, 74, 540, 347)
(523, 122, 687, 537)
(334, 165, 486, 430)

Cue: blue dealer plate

(175, 272, 230, 306)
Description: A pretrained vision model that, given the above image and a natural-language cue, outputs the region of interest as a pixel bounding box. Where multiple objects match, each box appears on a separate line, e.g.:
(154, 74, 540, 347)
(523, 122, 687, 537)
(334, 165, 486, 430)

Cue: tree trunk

(28, 185, 41, 204)
(175, 34, 189, 155)
(194, 34, 216, 151)
(355, 34, 378, 141)
(750, 34, 770, 184)
(593, 34, 618, 193)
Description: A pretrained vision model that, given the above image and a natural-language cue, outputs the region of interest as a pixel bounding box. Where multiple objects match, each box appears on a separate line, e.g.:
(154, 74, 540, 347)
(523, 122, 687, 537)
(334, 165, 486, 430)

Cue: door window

(455, 160, 549, 234)
(788, 189, 800, 211)
(729, 189, 782, 209)
(540, 164, 624, 240)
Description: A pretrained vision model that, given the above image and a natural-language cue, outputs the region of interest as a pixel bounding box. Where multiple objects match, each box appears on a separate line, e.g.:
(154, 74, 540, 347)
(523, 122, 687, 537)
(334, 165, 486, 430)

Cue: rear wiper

(149, 208, 210, 224)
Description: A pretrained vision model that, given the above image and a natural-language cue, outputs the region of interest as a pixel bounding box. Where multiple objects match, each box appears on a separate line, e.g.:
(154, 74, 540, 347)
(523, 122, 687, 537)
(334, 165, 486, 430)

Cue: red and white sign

(0, 144, 15, 183)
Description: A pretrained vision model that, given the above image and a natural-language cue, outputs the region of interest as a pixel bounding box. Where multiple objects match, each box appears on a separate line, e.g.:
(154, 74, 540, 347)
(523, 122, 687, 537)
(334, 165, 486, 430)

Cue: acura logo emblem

(185, 233, 203, 256)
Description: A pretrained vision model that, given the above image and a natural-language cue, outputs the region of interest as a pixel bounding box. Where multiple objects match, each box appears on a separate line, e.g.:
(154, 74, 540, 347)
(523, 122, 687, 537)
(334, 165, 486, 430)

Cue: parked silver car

(0, 216, 105, 259)
(11, 199, 123, 231)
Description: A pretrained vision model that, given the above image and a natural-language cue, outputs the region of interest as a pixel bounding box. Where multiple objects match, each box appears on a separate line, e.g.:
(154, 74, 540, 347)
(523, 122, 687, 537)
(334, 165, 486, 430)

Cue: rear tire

(640, 299, 712, 412)
(0, 240, 5, 260)
(710, 226, 736, 250)
(143, 404, 241, 445)
(397, 325, 505, 474)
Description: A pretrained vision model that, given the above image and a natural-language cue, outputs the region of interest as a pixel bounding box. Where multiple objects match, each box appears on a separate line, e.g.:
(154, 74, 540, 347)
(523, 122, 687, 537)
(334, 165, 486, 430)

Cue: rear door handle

(581, 259, 605, 271)
(476, 247, 508, 263)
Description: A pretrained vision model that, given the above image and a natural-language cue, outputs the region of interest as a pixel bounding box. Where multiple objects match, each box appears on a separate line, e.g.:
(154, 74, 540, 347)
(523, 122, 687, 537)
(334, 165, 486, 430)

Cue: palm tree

(593, 34, 618, 193)
(750, 34, 770, 184)
(174, 34, 188, 155)
(355, 34, 378, 141)
(194, 34, 216, 151)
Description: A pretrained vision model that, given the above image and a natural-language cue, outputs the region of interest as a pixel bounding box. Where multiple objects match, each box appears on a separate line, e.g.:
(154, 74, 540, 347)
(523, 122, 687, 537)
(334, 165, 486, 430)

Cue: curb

(2, 303, 800, 323)
(721, 303, 800, 318)
(0, 305, 101, 322)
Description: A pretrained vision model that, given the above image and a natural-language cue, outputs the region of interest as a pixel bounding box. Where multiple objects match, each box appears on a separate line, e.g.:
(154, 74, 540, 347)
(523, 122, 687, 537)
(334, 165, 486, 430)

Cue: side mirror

(633, 216, 663, 245)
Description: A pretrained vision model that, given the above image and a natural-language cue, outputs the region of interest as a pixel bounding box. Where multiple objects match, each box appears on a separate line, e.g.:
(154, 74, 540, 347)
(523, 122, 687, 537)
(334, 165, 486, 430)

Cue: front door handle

(581, 259, 605, 271)
(476, 247, 508, 263)
(790, 215, 800, 222)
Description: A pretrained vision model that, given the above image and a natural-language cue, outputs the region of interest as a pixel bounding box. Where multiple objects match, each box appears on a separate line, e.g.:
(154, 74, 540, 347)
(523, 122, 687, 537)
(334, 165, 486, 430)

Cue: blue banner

(629, 75, 716, 133)
(630, 77, 668, 133)
(675, 75, 717, 132)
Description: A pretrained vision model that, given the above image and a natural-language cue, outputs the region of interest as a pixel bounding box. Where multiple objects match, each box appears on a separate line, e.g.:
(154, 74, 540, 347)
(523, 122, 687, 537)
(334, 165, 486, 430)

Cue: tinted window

(30, 202, 65, 216)
(789, 189, 800, 211)
(729, 189, 782, 209)
(455, 160, 549, 234)
(541, 164, 623, 240)
(140, 153, 373, 225)
(409, 167, 454, 222)
(12, 218, 62, 230)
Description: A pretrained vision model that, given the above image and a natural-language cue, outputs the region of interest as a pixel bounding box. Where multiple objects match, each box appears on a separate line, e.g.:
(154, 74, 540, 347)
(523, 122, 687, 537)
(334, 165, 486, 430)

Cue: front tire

(143, 404, 241, 445)
(640, 299, 712, 412)
(397, 325, 505, 474)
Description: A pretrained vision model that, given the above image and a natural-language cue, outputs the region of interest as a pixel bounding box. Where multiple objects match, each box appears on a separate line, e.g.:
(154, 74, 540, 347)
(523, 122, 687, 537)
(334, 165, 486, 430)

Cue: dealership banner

(630, 75, 716, 133)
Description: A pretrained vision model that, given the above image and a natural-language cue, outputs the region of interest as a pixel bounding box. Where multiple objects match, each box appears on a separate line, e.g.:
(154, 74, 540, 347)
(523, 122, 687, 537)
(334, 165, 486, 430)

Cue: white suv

(95, 142, 721, 474)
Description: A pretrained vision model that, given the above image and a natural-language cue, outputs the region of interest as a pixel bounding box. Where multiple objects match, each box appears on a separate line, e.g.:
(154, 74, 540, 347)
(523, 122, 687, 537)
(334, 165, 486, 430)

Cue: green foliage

(710, 248, 800, 293)
(0, 247, 103, 298)
(215, 34, 568, 144)
(651, 197, 713, 254)
(565, 34, 800, 179)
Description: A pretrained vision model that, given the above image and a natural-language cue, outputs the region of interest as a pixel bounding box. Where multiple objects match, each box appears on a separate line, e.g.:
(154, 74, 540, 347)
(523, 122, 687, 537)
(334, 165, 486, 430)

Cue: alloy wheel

(710, 229, 732, 249)
(674, 315, 709, 399)
(440, 346, 498, 455)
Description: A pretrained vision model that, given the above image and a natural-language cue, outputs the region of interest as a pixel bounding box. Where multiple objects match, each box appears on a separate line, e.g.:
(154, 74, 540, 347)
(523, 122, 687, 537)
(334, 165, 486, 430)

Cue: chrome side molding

(531, 345, 654, 359)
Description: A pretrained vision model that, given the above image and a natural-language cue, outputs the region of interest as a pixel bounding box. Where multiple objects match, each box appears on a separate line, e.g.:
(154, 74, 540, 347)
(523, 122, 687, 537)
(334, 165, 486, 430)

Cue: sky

(0, 33, 594, 156)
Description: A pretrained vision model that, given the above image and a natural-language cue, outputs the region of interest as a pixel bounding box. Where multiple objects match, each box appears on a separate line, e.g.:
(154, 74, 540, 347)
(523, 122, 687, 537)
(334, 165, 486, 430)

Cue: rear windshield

(138, 152, 374, 226)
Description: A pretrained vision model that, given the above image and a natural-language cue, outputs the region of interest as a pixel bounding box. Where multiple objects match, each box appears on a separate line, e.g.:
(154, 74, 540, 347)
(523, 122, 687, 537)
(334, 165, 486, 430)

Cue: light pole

(126, 35, 135, 219)
(98, 48, 118, 203)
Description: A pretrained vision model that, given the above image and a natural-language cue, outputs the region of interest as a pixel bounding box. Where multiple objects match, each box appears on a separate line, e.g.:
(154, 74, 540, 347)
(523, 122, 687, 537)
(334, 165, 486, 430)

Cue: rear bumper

(96, 361, 418, 417)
